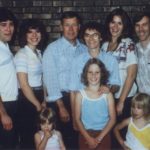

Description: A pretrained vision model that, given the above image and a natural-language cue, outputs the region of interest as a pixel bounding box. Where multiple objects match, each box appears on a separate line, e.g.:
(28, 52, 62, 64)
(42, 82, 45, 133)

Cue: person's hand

(41, 101, 47, 108)
(98, 85, 110, 96)
(36, 102, 42, 112)
(116, 101, 124, 116)
(86, 136, 98, 149)
(0, 113, 13, 130)
(59, 106, 70, 123)
(44, 129, 52, 139)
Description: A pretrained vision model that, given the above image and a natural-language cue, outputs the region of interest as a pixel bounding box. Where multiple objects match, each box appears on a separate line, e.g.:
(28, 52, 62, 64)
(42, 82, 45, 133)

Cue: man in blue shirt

(42, 11, 87, 149)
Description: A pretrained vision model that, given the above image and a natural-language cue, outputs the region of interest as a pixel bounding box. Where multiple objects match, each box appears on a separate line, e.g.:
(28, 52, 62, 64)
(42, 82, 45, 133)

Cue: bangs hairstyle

(19, 19, 47, 51)
(81, 58, 109, 86)
(80, 21, 104, 42)
(38, 108, 56, 126)
(61, 11, 81, 24)
(104, 8, 133, 42)
(131, 93, 150, 119)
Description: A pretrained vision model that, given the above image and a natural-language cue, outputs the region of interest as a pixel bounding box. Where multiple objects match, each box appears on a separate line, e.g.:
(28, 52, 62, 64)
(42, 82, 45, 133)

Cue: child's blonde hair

(38, 107, 56, 129)
(131, 93, 150, 120)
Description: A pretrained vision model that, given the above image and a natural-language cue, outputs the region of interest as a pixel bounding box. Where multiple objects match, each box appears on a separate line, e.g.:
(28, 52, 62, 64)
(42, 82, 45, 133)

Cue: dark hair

(0, 7, 17, 27)
(131, 93, 150, 120)
(81, 58, 109, 86)
(19, 19, 48, 51)
(104, 8, 133, 43)
(0, 7, 18, 44)
(61, 11, 81, 24)
(38, 108, 56, 129)
(133, 11, 150, 25)
(80, 21, 104, 42)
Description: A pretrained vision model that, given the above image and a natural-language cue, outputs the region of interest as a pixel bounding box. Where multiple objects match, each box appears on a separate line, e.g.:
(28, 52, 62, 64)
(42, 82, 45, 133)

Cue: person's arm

(34, 131, 50, 150)
(75, 92, 98, 149)
(17, 72, 42, 111)
(56, 99, 70, 122)
(42, 47, 69, 122)
(116, 64, 137, 115)
(108, 55, 121, 94)
(0, 96, 12, 130)
(57, 131, 66, 150)
(96, 92, 116, 142)
(114, 118, 130, 149)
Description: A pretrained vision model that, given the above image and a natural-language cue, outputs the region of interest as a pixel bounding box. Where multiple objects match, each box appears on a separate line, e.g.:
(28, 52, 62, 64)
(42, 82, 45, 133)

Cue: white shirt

(102, 38, 137, 98)
(14, 45, 42, 87)
(0, 41, 18, 101)
(136, 42, 150, 95)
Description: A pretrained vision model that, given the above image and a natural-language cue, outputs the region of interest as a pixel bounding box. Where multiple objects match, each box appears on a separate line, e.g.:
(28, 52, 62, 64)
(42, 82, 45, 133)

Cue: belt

(32, 86, 42, 90)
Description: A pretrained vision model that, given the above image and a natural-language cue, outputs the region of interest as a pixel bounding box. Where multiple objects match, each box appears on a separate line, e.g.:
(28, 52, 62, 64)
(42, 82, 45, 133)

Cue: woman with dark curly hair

(14, 19, 48, 149)
(75, 58, 116, 150)
(102, 8, 138, 149)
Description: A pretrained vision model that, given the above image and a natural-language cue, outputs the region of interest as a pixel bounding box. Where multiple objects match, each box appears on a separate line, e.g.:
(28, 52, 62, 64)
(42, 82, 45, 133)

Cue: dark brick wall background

(0, 0, 150, 45)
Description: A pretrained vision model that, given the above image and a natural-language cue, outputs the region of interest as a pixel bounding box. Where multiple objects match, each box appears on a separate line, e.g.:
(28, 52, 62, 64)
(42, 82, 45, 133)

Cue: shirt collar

(137, 41, 150, 51)
(61, 36, 80, 48)
(0, 41, 9, 49)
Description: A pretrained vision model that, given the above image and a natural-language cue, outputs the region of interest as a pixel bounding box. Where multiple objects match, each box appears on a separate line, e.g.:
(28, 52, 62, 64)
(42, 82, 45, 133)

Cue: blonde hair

(131, 93, 150, 120)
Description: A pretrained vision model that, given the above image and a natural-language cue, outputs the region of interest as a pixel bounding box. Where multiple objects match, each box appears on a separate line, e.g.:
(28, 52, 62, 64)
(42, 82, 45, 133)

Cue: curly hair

(81, 58, 109, 86)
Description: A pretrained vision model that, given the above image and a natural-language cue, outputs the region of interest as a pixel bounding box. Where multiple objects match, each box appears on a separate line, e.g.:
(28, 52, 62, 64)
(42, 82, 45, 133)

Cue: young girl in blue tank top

(75, 58, 116, 150)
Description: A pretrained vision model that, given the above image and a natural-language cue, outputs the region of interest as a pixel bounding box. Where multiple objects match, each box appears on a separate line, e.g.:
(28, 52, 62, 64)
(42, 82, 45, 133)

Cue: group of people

(0, 6, 150, 150)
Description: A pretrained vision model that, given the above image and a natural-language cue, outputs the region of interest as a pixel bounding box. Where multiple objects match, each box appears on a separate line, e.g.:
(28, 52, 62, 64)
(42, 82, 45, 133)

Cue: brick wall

(0, 0, 150, 44)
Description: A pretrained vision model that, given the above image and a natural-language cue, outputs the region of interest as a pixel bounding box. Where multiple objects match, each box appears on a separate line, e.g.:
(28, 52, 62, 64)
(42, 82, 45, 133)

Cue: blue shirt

(69, 50, 120, 91)
(80, 90, 109, 130)
(42, 36, 87, 102)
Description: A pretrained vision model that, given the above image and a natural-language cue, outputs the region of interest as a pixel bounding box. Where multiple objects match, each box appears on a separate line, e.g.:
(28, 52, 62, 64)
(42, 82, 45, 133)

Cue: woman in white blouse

(101, 8, 138, 149)
(14, 19, 47, 149)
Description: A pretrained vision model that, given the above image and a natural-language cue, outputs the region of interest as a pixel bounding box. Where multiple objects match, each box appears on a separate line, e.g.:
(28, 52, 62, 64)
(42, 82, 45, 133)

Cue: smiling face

(87, 63, 101, 86)
(61, 17, 80, 44)
(109, 15, 124, 39)
(135, 16, 150, 43)
(0, 20, 14, 42)
(84, 29, 102, 50)
(26, 28, 41, 49)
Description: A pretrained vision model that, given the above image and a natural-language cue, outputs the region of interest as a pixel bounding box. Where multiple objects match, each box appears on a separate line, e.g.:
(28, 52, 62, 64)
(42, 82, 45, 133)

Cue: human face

(135, 16, 150, 43)
(109, 15, 124, 39)
(40, 120, 53, 132)
(131, 103, 144, 119)
(61, 17, 80, 44)
(0, 20, 14, 42)
(87, 64, 101, 86)
(84, 29, 102, 50)
(26, 28, 41, 50)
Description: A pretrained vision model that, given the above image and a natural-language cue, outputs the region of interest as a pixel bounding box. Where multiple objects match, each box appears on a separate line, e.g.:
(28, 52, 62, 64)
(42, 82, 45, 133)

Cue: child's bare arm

(114, 118, 130, 149)
(34, 132, 49, 150)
